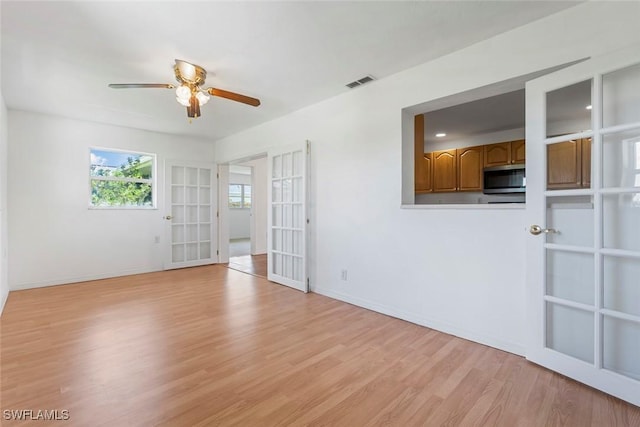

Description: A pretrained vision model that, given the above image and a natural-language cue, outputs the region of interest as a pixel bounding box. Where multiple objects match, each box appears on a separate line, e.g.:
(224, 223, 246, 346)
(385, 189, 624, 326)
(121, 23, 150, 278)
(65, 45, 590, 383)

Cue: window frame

(228, 183, 252, 209)
(88, 147, 157, 210)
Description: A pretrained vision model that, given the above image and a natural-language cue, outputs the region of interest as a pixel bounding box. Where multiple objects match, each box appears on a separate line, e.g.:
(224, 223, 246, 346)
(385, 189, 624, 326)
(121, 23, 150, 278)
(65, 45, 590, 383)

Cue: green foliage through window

(90, 149, 155, 208)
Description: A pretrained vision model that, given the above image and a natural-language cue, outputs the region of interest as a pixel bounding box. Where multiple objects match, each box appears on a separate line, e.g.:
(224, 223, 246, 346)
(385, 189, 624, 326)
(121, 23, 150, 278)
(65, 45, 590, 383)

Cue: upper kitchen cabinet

(457, 145, 483, 191)
(483, 140, 526, 167)
(433, 149, 457, 192)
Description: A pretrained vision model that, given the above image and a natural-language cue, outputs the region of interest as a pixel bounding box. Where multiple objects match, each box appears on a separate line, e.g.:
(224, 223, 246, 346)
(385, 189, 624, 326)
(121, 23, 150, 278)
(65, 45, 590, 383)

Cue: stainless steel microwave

(483, 164, 526, 194)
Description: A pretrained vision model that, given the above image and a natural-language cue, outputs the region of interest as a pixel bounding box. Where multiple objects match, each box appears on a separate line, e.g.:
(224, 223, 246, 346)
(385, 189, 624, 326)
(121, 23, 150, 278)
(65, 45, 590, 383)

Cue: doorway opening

(220, 155, 268, 278)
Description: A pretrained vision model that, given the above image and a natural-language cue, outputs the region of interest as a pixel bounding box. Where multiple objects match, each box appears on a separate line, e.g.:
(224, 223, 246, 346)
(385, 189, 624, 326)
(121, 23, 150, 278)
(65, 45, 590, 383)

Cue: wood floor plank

(1, 264, 639, 426)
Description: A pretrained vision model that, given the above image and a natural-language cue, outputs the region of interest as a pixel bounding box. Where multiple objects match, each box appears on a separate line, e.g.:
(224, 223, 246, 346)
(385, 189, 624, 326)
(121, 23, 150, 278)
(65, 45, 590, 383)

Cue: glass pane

(546, 139, 582, 190)
(171, 186, 184, 204)
(90, 149, 153, 179)
(186, 243, 198, 261)
(272, 155, 282, 179)
(199, 224, 211, 241)
(546, 302, 594, 363)
(546, 80, 592, 138)
(283, 179, 292, 202)
(293, 231, 302, 255)
(603, 62, 640, 128)
(283, 255, 292, 279)
(603, 129, 640, 188)
(273, 253, 282, 275)
(199, 169, 211, 185)
(293, 178, 302, 202)
(186, 206, 197, 223)
(172, 166, 184, 185)
(200, 242, 211, 260)
(186, 187, 198, 204)
(186, 224, 198, 242)
(603, 193, 640, 251)
(90, 180, 152, 207)
(283, 204, 292, 228)
(293, 150, 303, 176)
(292, 204, 302, 229)
(283, 153, 292, 177)
(546, 250, 594, 305)
(272, 180, 282, 203)
(172, 244, 185, 263)
(283, 230, 292, 253)
(186, 167, 198, 185)
(604, 255, 640, 317)
(603, 316, 640, 380)
(293, 256, 302, 282)
(172, 225, 184, 244)
(199, 206, 210, 223)
(272, 229, 282, 251)
(272, 205, 282, 227)
(546, 196, 593, 247)
(199, 188, 210, 204)
(171, 205, 184, 223)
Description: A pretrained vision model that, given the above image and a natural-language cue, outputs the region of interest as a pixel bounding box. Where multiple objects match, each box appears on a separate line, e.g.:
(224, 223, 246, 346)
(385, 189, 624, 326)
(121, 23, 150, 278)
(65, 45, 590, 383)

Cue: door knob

(530, 224, 559, 235)
(163, 215, 173, 220)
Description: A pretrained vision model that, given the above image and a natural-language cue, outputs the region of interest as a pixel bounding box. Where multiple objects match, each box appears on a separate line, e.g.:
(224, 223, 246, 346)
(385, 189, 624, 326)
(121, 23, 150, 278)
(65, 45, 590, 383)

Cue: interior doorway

(219, 155, 268, 278)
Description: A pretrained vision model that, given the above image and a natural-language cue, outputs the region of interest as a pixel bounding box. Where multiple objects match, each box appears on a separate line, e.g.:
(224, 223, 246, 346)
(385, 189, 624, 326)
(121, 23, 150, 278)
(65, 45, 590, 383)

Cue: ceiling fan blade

(207, 88, 261, 107)
(108, 83, 175, 89)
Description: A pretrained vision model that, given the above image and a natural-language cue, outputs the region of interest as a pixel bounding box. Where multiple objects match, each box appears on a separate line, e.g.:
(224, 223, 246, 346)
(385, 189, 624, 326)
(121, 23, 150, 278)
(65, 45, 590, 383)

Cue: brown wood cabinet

(547, 138, 591, 190)
(414, 115, 432, 193)
(415, 137, 525, 194)
(484, 140, 526, 167)
(457, 145, 483, 192)
(511, 139, 526, 164)
(433, 149, 457, 192)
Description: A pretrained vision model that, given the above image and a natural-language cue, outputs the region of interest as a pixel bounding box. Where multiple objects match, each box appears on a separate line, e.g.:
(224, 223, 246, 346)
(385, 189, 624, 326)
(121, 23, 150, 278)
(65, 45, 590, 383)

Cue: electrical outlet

(340, 269, 348, 281)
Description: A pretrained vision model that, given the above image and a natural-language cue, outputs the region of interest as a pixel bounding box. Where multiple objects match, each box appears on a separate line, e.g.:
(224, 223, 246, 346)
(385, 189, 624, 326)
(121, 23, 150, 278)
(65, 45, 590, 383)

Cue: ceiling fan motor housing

(174, 59, 207, 87)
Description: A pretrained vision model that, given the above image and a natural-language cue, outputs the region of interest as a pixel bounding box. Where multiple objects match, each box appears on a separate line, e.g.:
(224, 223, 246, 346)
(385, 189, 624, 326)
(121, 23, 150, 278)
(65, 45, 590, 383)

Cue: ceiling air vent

(346, 75, 375, 89)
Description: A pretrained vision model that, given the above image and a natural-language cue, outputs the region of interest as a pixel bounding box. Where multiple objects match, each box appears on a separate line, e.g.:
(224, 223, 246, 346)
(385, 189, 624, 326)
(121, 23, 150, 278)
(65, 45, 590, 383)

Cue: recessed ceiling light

(586, 105, 592, 110)
(435, 133, 446, 137)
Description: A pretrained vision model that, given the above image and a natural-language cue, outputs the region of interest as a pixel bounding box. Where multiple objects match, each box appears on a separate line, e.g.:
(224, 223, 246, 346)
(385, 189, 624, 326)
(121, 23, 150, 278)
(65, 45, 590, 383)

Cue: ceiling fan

(109, 59, 261, 119)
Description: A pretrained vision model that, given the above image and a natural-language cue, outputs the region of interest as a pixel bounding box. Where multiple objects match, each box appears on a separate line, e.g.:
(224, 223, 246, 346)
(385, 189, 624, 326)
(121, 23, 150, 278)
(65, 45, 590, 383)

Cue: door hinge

(306, 218, 310, 224)
(216, 211, 219, 218)
(306, 140, 310, 155)
(307, 277, 310, 287)
(217, 250, 219, 255)
(216, 172, 219, 179)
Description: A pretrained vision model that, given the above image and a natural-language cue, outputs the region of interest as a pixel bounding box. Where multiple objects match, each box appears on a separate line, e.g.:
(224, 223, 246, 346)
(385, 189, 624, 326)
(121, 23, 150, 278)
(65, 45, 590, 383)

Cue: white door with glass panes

(164, 161, 217, 269)
(525, 45, 640, 406)
(268, 142, 308, 292)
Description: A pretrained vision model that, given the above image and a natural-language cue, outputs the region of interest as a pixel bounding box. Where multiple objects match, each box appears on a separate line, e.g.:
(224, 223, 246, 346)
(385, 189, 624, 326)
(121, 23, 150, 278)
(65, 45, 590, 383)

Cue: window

(90, 148, 155, 208)
(229, 183, 251, 208)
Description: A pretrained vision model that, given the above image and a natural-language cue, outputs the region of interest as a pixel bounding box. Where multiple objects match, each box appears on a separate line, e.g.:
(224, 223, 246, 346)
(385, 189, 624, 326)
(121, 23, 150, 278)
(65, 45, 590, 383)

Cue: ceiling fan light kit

(109, 59, 260, 120)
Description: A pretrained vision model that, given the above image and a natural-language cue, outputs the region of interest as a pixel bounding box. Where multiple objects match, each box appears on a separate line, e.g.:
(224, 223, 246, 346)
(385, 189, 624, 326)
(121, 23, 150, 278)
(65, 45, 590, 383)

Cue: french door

(267, 142, 309, 292)
(164, 161, 217, 269)
(525, 45, 640, 406)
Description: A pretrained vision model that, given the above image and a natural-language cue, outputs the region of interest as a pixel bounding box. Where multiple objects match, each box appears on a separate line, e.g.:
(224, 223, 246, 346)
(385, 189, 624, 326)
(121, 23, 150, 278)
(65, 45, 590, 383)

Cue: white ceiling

(1, 1, 580, 142)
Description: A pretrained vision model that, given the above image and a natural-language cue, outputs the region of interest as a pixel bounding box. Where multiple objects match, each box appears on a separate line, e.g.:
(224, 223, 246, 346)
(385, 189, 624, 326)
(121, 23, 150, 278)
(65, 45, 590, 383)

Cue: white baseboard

(312, 285, 525, 357)
(10, 267, 161, 291)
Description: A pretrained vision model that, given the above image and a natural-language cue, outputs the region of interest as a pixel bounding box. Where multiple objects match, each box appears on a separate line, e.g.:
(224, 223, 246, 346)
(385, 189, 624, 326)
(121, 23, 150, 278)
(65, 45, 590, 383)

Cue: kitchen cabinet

(511, 139, 526, 164)
(484, 140, 526, 167)
(547, 138, 591, 190)
(433, 149, 457, 192)
(457, 145, 483, 191)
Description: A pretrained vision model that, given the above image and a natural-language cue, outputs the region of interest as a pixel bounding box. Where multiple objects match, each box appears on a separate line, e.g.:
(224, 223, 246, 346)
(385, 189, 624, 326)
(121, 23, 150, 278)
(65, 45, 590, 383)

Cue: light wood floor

(1, 265, 639, 426)
(227, 254, 267, 278)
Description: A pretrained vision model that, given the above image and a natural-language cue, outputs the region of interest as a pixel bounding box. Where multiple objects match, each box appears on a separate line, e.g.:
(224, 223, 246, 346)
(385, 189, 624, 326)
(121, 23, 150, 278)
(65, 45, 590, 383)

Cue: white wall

(8, 111, 215, 289)
(229, 172, 251, 239)
(214, 2, 640, 355)
(0, 96, 9, 314)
